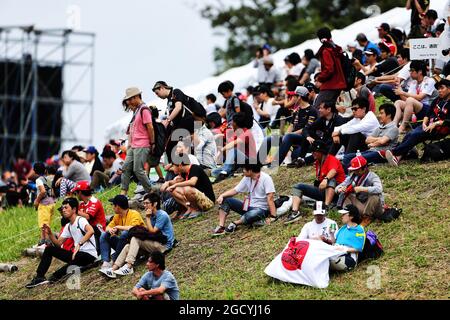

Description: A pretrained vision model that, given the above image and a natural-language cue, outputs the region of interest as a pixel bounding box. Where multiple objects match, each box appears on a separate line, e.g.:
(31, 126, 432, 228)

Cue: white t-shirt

(205, 103, 217, 115)
(408, 76, 437, 106)
(298, 218, 338, 241)
(110, 157, 124, 175)
(397, 62, 411, 80)
(61, 216, 97, 258)
(84, 160, 94, 176)
(234, 172, 276, 210)
(261, 98, 280, 125)
(288, 63, 305, 77)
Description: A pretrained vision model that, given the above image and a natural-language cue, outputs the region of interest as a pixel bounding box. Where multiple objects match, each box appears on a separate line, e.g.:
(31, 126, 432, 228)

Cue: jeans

(211, 148, 249, 177)
(276, 133, 309, 164)
(379, 84, 399, 102)
(392, 126, 442, 157)
(36, 246, 96, 279)
(121, 147, 152, 193)
(292, 183, 338, 203)
(330, 133, 368, 155)
(100, 230, 130, 262)
(220, 197, 269, 225)
(342, 150, 386, 173)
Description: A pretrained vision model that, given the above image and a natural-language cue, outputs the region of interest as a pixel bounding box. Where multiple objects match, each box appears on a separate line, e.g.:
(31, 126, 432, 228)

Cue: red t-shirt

(315, 154, 346, 184)
(79, 196, 106, 230)
(232, 128, 256, 159)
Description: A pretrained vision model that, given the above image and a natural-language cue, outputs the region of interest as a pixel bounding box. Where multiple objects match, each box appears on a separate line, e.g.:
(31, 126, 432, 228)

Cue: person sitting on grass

(329, 204, 365, 272)
(102, 193, 175, 278)
(212, 162, 277, 236)
(165, 156, 215, 220)
(33, 162, 56, 246)
(298, 202, 338, 244)
(99, 195, 144, 272)
(285, 140, 346, 224)
(25, 197, 97, 288)
(336, 155, 384, 226)
(385, 78, 450, 166)
(132, 251, 179, 300)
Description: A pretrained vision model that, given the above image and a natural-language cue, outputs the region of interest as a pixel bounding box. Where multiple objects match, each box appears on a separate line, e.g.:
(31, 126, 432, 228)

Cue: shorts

(38, 203, 55, 228)
(193, 189, 214, 211)
(147, 154, 161, 167)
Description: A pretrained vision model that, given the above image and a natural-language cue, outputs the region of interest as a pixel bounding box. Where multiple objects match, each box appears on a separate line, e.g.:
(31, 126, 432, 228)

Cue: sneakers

(113, 264, 134, 276)
(188, 211, 201, 219)
(100, 261, 112, 270)
(211, 226, 226, 237)
(213, 173, 229, 184)
(25, 276, 49, 289)
(385, 150, 399, 166)
(287, 158, 305, 168)
(178, 212, 191, 220)
(99, 267, 116, 279)
(284, 210, 305, 224)
(225, 222, 237, 233)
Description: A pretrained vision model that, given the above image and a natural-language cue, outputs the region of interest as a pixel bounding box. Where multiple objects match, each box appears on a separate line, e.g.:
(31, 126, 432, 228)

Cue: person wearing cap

(72, 180, 106, 254)
(298, 201, 338, 245)
(313, 27, 347, 109)
(212, 163, 277, 236)
(331, 97, 379, 155)
(376, 23, 399, 56)
(354, 48, 378, 76)
(269, 86, 318, 166)
(253, 84, 280, 130)
(289, 100, 347, 167)
(25, 197, 97, 288)
(393, 60, 438, 133)
(152, 81, 195, 163)
(55, 150, 90, 198)
(386, 78, 450, 166)
(285, 140, 346, 224)
(366, 41, 399, 80)
(355, 33, 381, 65)
(120, 87, 155, 197)
(336, 155, 384, 226)
(284, 52, 304, 77)
(99, 195, 144, 271)
(105, 193, 175, 278)
(83, 146, 104, 177)
(255, 56, 283, 87)
(342, 103, 399, 172)
(299, 49, 321, 86)
(329, 204, 365, 272)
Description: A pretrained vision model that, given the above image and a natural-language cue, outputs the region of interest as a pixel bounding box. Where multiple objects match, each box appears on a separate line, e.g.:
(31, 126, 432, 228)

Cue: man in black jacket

(288, 101, 347, 167)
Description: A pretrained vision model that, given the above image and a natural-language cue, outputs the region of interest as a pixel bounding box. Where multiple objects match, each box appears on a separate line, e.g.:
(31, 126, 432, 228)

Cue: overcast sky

(0, 0, 223, 151)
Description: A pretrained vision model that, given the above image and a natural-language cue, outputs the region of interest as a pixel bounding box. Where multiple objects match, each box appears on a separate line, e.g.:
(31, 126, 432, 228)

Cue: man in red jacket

(313, 27, 347, 110)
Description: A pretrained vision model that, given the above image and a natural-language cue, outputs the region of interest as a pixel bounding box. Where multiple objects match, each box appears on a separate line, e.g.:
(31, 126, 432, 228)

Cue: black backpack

(421, 138, 450, 162)
(358, 230, 384, 263)
(138, 106, 167, 158)
(223, 97, 254, 129)
(340, 51, 357, 92)
(183, 96, 207, 119)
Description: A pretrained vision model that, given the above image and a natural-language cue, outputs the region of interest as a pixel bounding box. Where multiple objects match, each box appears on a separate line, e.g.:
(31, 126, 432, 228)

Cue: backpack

(137, 106, 167, 158)
(38, 176, 54, 199)
(421, 138, 450, 162)
(183, 96, 207, 119)
(127, 225, 168, 245)
(378, 203, 402, 222)
(66, 217, 96, 248)
(340, 51, 357, 92)
(357, 230, 383, 263)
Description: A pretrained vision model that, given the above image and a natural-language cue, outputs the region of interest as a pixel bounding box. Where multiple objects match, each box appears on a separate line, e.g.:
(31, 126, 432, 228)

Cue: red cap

(348, 155, 368, 171)
(380, 40, 395, 55)
(71, 180, 91, 193)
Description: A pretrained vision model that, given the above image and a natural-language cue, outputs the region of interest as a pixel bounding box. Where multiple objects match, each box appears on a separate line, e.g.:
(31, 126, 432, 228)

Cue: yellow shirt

(107, 209, 144, 229)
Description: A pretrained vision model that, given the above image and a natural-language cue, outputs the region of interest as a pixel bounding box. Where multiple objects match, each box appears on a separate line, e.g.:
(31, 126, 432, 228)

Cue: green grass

(0, 160, 449, 300)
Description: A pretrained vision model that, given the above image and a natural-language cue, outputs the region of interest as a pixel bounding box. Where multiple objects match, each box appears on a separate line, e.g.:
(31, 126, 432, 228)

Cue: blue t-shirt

(335, 224, 365, 252)
(151, 210, 175, 250)
(135, 270, 179, 300)
(362, 41, 381, 64)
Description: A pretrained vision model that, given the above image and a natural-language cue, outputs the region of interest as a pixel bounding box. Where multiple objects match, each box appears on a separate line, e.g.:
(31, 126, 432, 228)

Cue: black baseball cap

(108, 195, 129, 209)
(311, 140, 329, 154)
(434, 78, 450, 89)
(377, 23, 390, 32)
(152, 81, 169, 92)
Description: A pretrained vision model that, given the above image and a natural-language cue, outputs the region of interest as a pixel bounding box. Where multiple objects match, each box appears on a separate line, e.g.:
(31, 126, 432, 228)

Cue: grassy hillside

(0, 160, 449, 300)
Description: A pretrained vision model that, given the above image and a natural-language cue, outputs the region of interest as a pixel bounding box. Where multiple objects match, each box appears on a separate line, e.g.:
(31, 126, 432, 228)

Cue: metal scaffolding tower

(0, 26, 95, 169)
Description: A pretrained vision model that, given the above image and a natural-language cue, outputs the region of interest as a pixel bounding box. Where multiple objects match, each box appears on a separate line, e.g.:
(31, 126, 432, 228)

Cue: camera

(442, 48, 450, 56)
